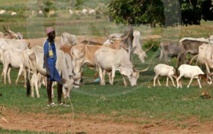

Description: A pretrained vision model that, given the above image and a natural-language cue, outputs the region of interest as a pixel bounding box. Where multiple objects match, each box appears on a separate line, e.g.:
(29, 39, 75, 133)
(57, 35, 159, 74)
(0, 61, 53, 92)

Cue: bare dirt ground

(1, 108, 213, 134)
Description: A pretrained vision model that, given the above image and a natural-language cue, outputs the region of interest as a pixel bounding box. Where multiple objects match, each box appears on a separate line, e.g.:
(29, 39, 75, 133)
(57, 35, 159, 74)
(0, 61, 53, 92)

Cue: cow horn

(189, 54, 198, 64)
(3, 26, 9, 33)
(139, 64, 150, 73)
(103, 27, 110, 39)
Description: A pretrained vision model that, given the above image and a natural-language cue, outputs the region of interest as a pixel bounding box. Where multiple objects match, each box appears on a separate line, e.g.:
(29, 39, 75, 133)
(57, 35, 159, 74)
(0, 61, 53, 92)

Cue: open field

(1, 1, 213, 133)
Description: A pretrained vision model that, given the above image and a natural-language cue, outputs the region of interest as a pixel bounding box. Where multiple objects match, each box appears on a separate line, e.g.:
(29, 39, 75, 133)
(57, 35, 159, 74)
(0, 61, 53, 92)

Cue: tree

(108, 0, 213, 26)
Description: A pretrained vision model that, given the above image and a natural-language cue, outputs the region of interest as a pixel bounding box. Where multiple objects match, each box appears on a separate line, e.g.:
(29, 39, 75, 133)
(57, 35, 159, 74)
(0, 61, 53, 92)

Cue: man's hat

(45, 27, 55, 34)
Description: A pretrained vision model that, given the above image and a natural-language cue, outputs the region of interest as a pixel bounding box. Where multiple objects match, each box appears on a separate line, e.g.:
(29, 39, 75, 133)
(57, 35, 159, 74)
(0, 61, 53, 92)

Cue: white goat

(153, 64, 177, 87)
(11, 11, 17, 16)
(177, 64, 212, 88)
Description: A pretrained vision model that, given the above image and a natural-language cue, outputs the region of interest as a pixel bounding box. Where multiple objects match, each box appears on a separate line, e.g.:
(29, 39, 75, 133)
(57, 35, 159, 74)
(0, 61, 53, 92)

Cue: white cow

(176, 64, 212, 88)
(61, 32, 77, 46)
(153, 64, 177, 87)
(0, 38, 29, 50)
(0, 39, 29, 84)
(95, 47, 143, 86)
(2, 48, 31, 87)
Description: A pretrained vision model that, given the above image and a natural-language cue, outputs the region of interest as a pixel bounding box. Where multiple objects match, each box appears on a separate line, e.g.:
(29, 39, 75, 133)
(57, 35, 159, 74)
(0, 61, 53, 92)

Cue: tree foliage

(108, 0, 213, 26)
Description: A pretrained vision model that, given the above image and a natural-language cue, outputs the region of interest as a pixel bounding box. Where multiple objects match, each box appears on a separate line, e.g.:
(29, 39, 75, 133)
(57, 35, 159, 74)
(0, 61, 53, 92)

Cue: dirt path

(1, 108, 213, 134)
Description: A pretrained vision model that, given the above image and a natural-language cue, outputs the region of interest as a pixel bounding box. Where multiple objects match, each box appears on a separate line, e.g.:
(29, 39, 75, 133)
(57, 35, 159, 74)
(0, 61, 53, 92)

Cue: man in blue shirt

(43, 27, 64, 106)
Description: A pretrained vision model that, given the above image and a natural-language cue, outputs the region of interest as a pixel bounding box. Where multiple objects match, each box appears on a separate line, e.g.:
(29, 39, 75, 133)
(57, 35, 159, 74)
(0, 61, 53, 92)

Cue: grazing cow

(61, 32, 77, 46)
(176, 64, 212, 88)
(71, 26, 134, 85)
(177, 37, 209, 67)
(95, 47, 149, 86)
(159, 42, 181, 62)
(27, 46, 74, 99)
(153, 64, 177, 87)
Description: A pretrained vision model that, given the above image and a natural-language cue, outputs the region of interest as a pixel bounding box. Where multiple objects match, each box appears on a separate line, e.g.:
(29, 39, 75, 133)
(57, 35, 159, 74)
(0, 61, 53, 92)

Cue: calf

(153, 64, 177, 87)
(177, 64, 212, 88)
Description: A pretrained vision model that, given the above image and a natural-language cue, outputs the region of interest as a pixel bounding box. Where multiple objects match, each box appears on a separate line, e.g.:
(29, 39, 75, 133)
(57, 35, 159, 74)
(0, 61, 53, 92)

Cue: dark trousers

(47, 78, 63, 104)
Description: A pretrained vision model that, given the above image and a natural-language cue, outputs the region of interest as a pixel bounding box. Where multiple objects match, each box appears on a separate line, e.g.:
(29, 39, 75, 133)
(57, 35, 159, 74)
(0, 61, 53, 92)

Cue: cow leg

(197, 78, 202, 88)
(7, 67, 12, 84)
(30, 73, 35, 97)
(153, 74, 159, 87)
(34, 73, 40, 98)
(157, 77, 161, 86)
(187, 76, 195, 88)
(23, 69, 27, 88)
(15, 65, 23, 85)
(98, 66, 105, 85)
(57, 82, 63, 104)
(176, 75, 183, 88)
(122, 75, 128, 87)
(169, 76, 176, 87)
(102, 70, 106, 85)
(3, 63, 9, 85)
(111, 67, 116, 85)
(166, 77, 169, 87)
(108, 71, 113, 85)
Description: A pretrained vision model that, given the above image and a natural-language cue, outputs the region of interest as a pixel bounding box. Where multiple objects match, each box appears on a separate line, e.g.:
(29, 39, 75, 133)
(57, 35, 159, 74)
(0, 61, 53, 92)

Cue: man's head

(45, 27, 55, 41)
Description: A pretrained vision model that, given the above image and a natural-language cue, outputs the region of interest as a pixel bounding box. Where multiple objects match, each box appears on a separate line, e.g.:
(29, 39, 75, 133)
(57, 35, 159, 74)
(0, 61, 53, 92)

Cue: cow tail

(26, 69, 31, 97)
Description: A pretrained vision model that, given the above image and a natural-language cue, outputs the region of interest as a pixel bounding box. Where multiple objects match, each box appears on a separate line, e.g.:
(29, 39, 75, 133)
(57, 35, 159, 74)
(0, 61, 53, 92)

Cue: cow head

(62, 78, 74, 99)
(118, 67, 139, 86)
(198, 74, 212, 85)
(128, 69, 140, 86)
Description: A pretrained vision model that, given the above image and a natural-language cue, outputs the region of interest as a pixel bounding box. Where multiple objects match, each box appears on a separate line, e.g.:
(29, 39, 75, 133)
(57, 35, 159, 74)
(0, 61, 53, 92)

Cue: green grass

(1, 64, 213, 123)
(1, 1, 213, 133)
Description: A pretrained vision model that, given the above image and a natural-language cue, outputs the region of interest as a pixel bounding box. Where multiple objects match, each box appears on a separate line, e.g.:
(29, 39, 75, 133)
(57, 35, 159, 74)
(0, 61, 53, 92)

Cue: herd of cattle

(0, 26, 213, 102)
